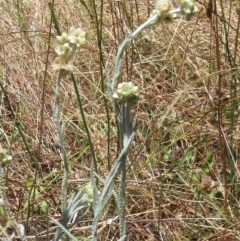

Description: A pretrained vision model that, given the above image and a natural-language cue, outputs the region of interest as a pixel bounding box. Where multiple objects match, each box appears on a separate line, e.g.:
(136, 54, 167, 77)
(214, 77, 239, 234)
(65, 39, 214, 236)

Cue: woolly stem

(54, 69, 69, 213)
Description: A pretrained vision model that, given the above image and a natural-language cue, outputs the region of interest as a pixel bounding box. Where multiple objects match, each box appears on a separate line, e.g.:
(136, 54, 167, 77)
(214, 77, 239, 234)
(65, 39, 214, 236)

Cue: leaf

(38, 200, 48, 215)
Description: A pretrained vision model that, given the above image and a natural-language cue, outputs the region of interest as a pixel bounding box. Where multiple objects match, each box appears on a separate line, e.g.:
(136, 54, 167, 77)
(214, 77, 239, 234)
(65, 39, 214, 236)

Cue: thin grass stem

(71, 74, 98, 176)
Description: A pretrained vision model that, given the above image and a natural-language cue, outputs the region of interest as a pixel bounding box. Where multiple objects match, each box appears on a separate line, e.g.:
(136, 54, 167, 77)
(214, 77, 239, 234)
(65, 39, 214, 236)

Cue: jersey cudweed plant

(51, 1, 198, 240)
(51, 26, 91, 241)
(51, 183, 94, 241)
(53, 26, 87, 215)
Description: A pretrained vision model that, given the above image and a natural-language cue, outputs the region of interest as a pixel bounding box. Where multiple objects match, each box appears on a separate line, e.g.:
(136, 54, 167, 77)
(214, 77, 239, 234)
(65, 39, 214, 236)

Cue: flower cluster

(83, 183, 94, 204)
(179, 0, 197, 20)
(153, 0, 197, 21)
(113, 82, 139, 103)
(0, 148, 12, 167)
(156, 0, 172, 13)
(53, 27, 87, 72)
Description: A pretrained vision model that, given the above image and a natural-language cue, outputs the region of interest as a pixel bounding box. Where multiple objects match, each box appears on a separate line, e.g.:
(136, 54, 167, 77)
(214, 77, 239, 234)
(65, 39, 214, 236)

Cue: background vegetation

(0, 0, 239, 240)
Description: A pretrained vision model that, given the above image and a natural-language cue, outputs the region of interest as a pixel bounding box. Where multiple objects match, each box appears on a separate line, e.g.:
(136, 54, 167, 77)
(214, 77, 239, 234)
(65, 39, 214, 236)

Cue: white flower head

(55, 43, 72, 57)
(180, 0, 198, 20)
(53, 27, 87, 72)
(56, 32, 69, 44)
(154, 0, 177, 21)
(83, 183, 94, 204)
(68, 27, 87, 47)
(156, 0, 173, 13)
(113, 82, 139, 103)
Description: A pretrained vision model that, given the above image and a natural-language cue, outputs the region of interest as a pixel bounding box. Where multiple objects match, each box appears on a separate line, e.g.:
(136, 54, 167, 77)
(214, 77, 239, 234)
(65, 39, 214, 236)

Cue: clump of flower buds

(179, 0, 197, 20)
(83, 183, 94, 204)
(156, 0, 172, 13)
(150, 0, 175, 21)
(53, 27, 87, 72)
(112, 82, 139, 103)
(152, 0, 197, 22)
(0, 148, 12, 167)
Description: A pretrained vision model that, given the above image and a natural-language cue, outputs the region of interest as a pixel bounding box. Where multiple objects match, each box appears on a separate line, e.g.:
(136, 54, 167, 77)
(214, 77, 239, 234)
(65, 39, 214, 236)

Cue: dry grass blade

(0, 0, 240, 240)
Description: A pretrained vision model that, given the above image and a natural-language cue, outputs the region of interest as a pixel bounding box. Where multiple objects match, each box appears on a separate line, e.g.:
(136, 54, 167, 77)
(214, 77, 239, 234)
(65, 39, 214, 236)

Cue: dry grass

(0, 0, 240, 240)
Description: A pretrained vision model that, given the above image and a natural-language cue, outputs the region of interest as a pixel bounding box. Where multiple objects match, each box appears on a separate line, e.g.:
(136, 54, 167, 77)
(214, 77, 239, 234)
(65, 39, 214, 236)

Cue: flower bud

(68, 27, 87, 47)
(55, 43, 72, 57)
(0, 148, 12, 167)
(56, 32, 69, 44)
(180, 0, 198, 20)
(155, 0, 172, 13)
(83, 183, 93, 203)
(154, 0, 176, 21)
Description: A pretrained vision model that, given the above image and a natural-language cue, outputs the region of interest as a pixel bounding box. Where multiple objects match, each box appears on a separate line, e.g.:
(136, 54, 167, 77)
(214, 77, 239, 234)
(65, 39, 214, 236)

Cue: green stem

(0, 167, 26, 240)
(71, 74, 98, 176)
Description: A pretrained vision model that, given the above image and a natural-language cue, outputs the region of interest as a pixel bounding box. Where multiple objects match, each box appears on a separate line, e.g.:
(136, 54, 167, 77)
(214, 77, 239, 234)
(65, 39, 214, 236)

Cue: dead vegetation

(0, 0, 240, 240)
